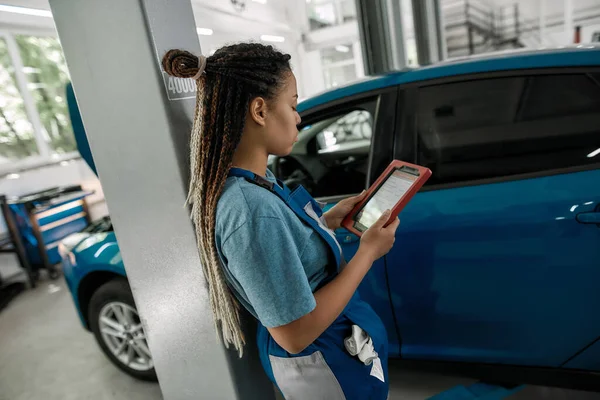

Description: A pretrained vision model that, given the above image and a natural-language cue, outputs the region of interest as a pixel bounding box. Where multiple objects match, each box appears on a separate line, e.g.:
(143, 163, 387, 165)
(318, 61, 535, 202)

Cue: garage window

(416, 72, 600, 186)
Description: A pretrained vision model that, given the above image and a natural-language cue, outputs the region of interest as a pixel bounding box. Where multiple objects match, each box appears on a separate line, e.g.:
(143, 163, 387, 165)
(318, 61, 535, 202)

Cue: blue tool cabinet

(8, 185, 92, 280)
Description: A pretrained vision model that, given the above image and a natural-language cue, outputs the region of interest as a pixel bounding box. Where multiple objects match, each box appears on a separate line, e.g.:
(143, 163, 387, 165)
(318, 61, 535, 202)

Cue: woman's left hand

(323, 190, 367, 231)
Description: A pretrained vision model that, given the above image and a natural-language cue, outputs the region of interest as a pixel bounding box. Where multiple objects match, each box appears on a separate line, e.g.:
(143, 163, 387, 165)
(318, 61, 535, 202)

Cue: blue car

(61, 46, 600, 383)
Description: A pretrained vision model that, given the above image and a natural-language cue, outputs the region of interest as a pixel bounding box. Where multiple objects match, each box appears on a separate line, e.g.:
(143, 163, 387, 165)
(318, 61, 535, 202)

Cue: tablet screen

(354, 168, 418, 232)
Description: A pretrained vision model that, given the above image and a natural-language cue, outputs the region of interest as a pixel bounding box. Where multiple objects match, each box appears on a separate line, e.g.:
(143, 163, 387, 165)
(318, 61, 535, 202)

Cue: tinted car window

(417, 73, 600, 185)
(521, 73, 600, 120)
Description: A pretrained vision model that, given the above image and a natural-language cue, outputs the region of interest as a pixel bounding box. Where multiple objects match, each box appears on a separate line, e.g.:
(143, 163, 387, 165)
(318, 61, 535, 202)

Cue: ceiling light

(196, 28, 213, 36)
(587, 148, 600, 158)
(261, 35, 285, 43)
(7, 173, 20, 180)
(60, 160, 70, 167)
(252, 0, 267, 3)
(335, 45, 350, 53)
(0, 4, 52, 17)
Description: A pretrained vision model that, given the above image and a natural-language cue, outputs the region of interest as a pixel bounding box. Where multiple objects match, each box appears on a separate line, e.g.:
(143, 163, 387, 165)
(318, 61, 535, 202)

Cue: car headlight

(74, 233, 109, 253)
(59, 232, 91, 263)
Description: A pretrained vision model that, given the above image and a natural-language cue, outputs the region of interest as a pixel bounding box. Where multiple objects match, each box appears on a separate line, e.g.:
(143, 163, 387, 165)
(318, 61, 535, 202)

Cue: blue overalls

(228, 168, 389, 400)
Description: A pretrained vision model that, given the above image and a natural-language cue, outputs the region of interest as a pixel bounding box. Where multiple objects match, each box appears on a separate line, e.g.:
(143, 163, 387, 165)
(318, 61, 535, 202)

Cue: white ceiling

(191, 0, 293, 36)
(0, 0, 303, 74)
(0, 0, 294, 34)
(1, 0, 49, 10)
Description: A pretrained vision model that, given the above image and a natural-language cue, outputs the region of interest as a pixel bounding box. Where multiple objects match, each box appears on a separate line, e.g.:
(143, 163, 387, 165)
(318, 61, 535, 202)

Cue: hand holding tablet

(342, 160, 432, 236)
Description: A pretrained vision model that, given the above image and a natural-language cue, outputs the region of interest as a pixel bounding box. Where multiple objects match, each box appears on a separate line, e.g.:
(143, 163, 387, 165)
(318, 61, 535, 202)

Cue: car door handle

(576, 211, 600, 224)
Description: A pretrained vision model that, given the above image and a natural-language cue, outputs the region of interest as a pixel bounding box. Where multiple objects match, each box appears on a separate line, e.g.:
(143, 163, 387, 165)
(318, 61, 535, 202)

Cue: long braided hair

(162, 43, 292, 356)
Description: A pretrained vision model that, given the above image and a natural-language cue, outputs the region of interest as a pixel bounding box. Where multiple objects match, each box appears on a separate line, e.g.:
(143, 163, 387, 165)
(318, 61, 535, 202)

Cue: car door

(386, 69, 600, 368)
(283, 88, 400, 351)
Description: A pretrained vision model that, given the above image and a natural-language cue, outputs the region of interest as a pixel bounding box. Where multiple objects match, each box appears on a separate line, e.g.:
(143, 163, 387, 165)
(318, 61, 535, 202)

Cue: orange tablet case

(341, 160, 432, 237)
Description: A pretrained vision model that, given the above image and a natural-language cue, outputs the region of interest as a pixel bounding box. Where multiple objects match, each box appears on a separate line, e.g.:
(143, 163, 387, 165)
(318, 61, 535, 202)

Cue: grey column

(412, 0, 446, 65)
(356, 0, 407, 75)
(48, 0, 275, 399)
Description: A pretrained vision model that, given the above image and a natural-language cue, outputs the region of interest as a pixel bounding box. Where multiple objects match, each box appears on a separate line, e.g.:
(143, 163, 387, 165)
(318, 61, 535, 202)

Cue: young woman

(162, 42, 399, 399)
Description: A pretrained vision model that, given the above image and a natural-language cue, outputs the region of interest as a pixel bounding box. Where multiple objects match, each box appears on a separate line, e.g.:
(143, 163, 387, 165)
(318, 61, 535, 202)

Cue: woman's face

(264, 72, 301, 156)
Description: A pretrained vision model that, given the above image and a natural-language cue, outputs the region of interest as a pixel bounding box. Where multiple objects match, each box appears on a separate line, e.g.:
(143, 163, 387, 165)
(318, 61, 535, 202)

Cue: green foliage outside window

(0, 38, 38, 163)
(16, 35, 76, 155)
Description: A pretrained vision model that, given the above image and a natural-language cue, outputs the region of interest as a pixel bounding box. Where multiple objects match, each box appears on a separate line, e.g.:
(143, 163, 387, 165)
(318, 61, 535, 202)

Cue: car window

(286, 103, 376, 199)
(521, 74, 600, 120)
(315, 110, 372, 154)
(416, 72, 600, 186)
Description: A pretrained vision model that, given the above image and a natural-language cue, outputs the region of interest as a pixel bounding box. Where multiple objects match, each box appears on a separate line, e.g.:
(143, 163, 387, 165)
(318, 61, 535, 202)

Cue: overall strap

(228, 168, 342, 271)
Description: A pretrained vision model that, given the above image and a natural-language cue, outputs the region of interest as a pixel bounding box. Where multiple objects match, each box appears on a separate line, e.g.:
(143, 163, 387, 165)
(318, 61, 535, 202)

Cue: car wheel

(88, 279, 157, 381)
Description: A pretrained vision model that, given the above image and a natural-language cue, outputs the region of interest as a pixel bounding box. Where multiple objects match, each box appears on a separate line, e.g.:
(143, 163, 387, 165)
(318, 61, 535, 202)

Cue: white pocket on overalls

(269, 351, 346, 400)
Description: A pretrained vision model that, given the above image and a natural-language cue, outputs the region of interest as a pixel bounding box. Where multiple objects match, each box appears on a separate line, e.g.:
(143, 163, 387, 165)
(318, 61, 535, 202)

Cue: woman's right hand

(359, 210, 401, 262)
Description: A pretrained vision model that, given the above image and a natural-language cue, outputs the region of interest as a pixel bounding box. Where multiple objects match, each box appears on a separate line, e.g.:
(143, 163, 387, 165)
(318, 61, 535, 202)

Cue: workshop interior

(0, 0, 599, 399)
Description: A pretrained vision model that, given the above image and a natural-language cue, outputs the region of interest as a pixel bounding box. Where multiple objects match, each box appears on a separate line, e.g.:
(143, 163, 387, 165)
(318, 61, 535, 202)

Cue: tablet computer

(341, 160, 431, 236)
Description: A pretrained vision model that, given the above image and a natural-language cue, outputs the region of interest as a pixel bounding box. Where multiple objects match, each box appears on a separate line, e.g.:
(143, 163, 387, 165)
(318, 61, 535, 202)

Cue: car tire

(88, 278, 157, 381)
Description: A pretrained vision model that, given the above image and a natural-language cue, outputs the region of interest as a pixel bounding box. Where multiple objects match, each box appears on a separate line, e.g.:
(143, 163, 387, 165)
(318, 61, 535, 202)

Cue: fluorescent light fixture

(555, 217, 566, 220)
(252, 0, 267, 3)
(7, 173, 20, 180)
(335, 45, 350, 53)
(570, 205, 578, 212)
(584, 201, 594, 205)
(0, 4, 52, 17)
(196, 28, 213, 36)
(587, 148, 600, 158)
(261, 34, 285, 43)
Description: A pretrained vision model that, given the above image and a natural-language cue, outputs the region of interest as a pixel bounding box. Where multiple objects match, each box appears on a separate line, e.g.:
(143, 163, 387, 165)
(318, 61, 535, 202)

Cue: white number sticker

(164, 75, 196, 100)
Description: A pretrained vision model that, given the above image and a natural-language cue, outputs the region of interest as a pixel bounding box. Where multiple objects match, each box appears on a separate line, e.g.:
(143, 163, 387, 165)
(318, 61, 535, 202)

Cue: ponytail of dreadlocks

(161, 43, 292, 356)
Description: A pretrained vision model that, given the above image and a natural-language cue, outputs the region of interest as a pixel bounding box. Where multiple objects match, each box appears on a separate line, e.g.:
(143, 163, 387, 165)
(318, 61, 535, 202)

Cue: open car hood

(66, 82, 98, 176)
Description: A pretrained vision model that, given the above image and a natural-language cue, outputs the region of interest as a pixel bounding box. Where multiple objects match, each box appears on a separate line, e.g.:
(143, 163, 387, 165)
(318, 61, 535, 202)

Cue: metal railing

(443, 0, 524, 57)
(443, 0, 600, 58)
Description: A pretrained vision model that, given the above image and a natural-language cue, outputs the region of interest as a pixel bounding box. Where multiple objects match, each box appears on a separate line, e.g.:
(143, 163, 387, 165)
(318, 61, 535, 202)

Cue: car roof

(298, 45, 600, 113)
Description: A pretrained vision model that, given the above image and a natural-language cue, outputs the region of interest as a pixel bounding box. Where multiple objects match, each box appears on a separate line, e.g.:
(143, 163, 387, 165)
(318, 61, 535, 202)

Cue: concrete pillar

(356, 0, 407, 75)
(48, 0, 276, 399)
(564, 0, 573, 45)
(412, 0, 445, 65)
(539, 0, 546, 46)
(353, 41, 365, 79)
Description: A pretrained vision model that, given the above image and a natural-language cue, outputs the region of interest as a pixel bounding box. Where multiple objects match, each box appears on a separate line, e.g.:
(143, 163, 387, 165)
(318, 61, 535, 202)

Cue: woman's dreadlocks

(162, 43, 292, 356)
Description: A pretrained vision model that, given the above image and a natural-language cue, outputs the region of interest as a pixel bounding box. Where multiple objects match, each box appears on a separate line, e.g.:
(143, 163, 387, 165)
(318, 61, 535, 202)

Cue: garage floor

(1, 255, 598, 400)
(0, 257, 162, 400)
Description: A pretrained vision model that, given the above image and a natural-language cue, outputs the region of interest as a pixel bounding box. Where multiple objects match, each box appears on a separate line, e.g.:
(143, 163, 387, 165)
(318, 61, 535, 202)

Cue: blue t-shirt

(215, 169, 331, 328)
